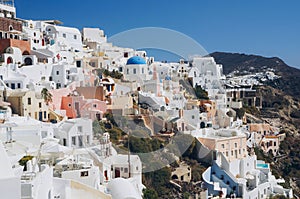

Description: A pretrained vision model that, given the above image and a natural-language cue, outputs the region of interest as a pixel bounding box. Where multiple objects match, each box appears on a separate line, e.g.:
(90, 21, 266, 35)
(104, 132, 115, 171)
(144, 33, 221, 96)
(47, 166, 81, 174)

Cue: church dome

(126, 56, 146, 65)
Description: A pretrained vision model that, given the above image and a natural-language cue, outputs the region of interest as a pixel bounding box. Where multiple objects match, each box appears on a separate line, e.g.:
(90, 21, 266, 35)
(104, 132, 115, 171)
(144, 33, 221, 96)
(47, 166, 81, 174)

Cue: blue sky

(16, 0, 300, 68)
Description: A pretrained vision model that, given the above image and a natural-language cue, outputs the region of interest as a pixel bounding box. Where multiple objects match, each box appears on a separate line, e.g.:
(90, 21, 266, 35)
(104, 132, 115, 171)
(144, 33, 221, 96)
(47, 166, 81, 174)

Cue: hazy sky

(16, 0, 300, 68)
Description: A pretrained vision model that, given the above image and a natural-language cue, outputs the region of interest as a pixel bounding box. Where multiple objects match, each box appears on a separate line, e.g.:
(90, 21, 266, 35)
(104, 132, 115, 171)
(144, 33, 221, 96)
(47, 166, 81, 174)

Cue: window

(221, 144, 225, 148)
(93, 104, 97, 108)
(74, 35, 77, 40)
(39, 102, 42, 108)
(11, 83, 15, 89)
(80, 171, 89, 177)
(133, 68, 137, 74)
(78, 136, 83, 146)
(124, 168, 128, 173)
(44, 111, 47, 119)
(63, 33, 66, 38)
(17, 83, 21, 88)
(142, 68, 144, 74)
(49, 76, 53, 81)
(86, 135, 90, 144)
(192, 115, 195, 119)
(68, 103, 71, 107)
(76, 60, 81, 68)
(28, 98, 31, 105)
(56, 71, 59, 75)
(72, 136, 76, 145)
(235, 143, 237, 148)
(127, 69, 129, 74)
(78, 126, 83, 132)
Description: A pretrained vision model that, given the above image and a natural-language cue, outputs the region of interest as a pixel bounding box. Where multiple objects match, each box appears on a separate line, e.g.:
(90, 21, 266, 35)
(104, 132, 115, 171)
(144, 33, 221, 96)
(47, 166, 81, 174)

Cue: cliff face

(210, 52, 300, 99)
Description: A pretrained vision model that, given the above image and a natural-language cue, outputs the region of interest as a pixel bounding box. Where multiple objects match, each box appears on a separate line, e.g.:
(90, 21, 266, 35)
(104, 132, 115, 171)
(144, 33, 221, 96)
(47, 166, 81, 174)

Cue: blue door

(39, 111, 43, 121)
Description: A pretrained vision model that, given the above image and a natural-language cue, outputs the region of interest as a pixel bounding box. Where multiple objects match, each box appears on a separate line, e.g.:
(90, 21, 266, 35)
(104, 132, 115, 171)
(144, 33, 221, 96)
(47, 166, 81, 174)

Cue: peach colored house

(260, 135, 279, 156)
(249, 123, 274, 144)
(199, 100, 217, 121)
(61, 95, 107, 121)
(198, 130, 247, 162)
(49, 83, 77, 111)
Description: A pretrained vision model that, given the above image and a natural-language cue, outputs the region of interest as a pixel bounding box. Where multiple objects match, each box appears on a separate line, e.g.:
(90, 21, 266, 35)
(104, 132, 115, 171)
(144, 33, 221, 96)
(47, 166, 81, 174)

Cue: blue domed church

(123, 56, 151, 82)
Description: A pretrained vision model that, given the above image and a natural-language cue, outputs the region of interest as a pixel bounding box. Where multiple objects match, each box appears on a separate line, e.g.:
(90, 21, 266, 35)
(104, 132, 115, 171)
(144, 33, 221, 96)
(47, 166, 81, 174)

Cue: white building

(123, 56, 151, 82)
(54, 118, 93, 148)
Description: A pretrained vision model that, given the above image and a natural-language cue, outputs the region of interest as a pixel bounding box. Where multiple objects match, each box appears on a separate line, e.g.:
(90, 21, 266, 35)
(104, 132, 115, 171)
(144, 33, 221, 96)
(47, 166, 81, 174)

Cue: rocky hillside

(211, 52, 300, 193)
(210, 52, 300, 99)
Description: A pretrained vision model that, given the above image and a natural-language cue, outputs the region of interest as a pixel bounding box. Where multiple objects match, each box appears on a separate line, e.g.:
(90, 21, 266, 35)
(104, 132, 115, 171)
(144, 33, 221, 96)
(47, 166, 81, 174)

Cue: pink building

(61, 95, 107, 120)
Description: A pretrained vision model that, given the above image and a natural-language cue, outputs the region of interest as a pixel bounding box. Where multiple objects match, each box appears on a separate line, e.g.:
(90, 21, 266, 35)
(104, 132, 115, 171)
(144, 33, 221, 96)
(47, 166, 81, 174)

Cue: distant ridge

(210, 52, 300, 99)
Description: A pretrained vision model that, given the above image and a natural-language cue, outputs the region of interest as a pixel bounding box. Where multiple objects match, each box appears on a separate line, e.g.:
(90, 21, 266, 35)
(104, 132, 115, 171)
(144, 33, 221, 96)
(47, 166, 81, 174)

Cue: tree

(143, 188, 158, 199)
(194, 85, 209, 100)
(41, 88, 52, 105)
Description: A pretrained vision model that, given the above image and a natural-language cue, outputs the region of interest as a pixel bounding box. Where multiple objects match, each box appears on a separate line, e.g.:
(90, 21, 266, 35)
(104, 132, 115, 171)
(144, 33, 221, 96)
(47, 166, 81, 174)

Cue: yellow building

(7, 90, 49, 121)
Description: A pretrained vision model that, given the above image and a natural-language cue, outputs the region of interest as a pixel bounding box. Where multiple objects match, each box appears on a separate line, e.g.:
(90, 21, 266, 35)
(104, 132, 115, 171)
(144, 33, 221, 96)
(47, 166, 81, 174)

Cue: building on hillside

(171, 162, 192, 183)
(61, 94, 107, 120)
(247, 123, 281, 155)
(54, 118, 93, 148)
(197, 129, 248, 162)
(123, 56, 151, 82)
(6, 90, 49, 121)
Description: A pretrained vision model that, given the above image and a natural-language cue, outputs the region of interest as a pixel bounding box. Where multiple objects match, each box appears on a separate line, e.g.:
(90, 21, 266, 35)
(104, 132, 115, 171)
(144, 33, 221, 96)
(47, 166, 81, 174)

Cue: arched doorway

(24, 57, 33, 66)
(7, 57, 13, 64)
(171, 175, 178, 180)
(200, 122, 206, 129)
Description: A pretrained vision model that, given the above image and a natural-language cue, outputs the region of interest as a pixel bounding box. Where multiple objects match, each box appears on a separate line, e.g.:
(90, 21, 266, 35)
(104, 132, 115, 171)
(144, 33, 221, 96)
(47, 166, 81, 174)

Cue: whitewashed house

(54, 118, 93, 148)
